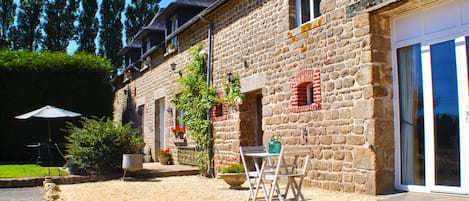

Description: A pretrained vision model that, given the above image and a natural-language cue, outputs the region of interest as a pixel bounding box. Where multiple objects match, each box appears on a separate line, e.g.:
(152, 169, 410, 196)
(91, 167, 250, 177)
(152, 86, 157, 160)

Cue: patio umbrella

(15, 105, 81, 142)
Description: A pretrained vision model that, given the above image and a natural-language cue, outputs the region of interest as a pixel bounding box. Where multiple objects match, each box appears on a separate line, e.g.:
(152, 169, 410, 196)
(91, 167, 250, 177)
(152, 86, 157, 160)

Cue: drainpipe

(199, 15, 214, 177)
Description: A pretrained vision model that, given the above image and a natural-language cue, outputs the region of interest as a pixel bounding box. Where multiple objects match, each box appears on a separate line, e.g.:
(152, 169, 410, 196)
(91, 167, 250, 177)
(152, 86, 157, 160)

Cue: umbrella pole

(48, 120, 51, 143)
(47, 120, 52, 172)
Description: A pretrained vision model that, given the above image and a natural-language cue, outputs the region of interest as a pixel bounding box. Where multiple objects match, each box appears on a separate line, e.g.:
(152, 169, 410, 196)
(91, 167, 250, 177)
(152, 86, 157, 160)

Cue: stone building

(114, 0, 469, 196)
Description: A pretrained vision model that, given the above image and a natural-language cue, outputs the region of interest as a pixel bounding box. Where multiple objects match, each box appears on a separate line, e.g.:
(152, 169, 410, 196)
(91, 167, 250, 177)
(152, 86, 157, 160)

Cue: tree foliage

(0, 0, 16, 49)
(124, 0, 160, 41)
(11, 0, 44, 51)
(66, 117, 144, 174)
(171, 43, 219, 174)
(99, 0, 124, 75)
(76, 0, 98, 54)
(42, 0, 78, 51)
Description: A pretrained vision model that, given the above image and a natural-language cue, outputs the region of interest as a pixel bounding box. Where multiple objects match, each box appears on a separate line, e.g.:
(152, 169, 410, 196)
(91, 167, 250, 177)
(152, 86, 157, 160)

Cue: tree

(76, 0, 98, 54)
(42, 0, 78, 51)
(99, 0, 125, 75)
(11, 0, 44, 51)
(124, 0, 160, 42)
(0, 0, 16, 49)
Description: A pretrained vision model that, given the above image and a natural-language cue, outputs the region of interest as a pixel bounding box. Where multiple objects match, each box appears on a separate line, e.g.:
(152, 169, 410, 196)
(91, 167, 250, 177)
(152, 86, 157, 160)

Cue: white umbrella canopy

(15, 105, 81, 119)
(15, 105, 81, 142)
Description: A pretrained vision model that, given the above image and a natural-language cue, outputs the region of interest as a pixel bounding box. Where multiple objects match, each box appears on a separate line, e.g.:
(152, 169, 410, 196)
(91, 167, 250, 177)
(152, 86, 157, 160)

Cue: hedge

(0, 50, 114, 163)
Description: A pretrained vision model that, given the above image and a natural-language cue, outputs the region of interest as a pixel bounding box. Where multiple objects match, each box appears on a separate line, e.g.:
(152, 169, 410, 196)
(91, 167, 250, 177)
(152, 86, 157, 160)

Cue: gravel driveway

(59, 175, 379, 201)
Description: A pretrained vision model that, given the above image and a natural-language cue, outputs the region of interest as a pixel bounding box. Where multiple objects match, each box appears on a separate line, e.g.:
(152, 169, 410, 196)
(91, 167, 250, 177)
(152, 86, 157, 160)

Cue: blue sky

(160, 0, 174, 8)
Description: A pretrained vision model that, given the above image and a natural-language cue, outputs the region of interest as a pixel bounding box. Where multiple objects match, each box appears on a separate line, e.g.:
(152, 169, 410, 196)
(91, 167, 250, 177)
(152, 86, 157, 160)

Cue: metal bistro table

(243, 150, 283, 201)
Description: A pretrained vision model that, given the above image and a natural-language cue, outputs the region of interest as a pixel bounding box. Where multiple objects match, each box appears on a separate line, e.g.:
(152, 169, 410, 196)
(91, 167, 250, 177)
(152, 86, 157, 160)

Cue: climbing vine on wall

(171, 42, 218, 174)
(221, 73, 244, 106)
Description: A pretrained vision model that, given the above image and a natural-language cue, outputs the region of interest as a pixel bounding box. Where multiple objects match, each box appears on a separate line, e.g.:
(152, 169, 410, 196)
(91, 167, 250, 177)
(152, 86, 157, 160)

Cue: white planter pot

(122, 154, 143, 172)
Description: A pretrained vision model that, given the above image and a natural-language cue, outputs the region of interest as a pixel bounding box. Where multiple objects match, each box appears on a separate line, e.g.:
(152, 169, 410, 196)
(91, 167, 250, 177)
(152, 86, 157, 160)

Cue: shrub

(65, 117, 144, 174)
(216, 157, 245, 173)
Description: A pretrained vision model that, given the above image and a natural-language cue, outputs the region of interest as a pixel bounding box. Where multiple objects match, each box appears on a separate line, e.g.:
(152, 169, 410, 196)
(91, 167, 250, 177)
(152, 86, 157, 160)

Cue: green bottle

(268, 136, 281, 154)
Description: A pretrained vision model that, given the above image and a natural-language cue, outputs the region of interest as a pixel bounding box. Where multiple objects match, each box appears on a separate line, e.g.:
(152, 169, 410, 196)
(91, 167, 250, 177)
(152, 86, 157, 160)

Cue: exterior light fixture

(166, 107, 173, 114)
(227, 71, 233, 83)
(170, 63, 176, 71)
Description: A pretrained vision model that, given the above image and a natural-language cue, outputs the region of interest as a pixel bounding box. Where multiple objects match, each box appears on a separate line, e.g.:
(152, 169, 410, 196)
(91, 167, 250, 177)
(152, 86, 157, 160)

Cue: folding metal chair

(265, 146, 310, 201)
(240, 146, 267, 201)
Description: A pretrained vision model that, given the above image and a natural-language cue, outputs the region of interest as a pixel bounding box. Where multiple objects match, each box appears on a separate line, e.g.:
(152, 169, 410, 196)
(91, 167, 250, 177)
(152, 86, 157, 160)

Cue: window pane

(466, 36, 468, 66)
(397, 44, 425, 185)
(313, 0, 321, 18)
(431, 40, 460, 187)
(300, 0, 310, 24)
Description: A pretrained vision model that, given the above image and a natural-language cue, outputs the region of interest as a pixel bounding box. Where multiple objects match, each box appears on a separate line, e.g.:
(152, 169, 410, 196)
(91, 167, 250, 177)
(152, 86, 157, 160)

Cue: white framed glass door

(392, 0, 469, 194)
(423, 37, 467, 194)
(395, 36, 468, 195)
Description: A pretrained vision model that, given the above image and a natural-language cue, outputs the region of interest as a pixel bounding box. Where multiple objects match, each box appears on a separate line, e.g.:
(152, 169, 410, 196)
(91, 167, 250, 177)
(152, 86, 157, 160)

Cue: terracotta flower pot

(158, 155, 170, 165)
(218, 173, 246, 190)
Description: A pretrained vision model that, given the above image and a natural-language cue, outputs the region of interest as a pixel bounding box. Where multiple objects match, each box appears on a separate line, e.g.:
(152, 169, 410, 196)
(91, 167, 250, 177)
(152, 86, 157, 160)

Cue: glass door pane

(397, 44, 425, 185)
(430, 40, 461, 187)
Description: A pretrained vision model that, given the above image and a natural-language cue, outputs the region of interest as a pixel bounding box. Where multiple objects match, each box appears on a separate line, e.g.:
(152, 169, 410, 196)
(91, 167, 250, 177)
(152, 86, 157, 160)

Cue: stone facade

(112, 0, 443, 195)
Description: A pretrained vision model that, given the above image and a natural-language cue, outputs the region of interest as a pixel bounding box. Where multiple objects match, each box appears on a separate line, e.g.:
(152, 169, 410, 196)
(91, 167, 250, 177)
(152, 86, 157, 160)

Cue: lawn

(0, 164, 69, 178)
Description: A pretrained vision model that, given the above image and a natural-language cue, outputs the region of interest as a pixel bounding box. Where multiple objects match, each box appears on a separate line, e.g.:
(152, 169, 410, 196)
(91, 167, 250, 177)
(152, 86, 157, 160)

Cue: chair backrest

(280, 145, 311, 175)
(240, 146, 268, 172)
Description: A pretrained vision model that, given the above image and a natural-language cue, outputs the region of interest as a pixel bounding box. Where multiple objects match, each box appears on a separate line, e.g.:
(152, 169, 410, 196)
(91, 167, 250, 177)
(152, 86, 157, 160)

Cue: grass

(0, 164, 69, 178)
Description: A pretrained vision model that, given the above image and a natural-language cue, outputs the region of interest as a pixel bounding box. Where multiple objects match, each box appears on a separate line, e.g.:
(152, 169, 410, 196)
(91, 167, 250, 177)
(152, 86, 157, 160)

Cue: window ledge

(164, 47, 177, 57)
(288, 17, 325, 37)
(212, 116, 228, 122)
(292, 103, 322, 113)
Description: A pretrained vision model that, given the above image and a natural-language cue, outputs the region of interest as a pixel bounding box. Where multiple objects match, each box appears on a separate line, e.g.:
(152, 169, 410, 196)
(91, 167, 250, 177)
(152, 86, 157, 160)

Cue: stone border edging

(0, 175, 118, 188)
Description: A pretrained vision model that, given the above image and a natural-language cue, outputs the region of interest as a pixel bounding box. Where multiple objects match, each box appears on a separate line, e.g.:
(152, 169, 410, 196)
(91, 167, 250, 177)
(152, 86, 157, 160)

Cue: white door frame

(391, 0, 469, 194)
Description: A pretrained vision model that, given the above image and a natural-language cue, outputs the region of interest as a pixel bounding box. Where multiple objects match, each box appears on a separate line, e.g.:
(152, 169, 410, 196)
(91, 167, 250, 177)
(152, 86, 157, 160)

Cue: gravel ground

(59, 175, 380, 201)
(0, 187, 44, 201)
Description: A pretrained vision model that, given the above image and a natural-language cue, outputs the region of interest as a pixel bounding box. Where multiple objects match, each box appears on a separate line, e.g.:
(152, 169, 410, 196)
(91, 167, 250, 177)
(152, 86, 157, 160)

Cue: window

(146, 37, 151, 52)
(176, 109, 184, 127)
(169, 16, 178, 46)
(212, 103, 228, 121)
(137, 105, 145, 136)
(125, 56, 130, 66)
(306, 83, 314, 105)
(212, 92, 228, 121)
(291, 69, 322, 113)
(295, 0, 322, 27)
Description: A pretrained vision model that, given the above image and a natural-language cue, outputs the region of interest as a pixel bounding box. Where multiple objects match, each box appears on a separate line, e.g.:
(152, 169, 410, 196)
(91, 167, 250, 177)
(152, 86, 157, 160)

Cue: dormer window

(126, 56, 131, 66)
(169, 16, 178, 45)
(146, 37, 151, 52)
(295, 0, 322, 27)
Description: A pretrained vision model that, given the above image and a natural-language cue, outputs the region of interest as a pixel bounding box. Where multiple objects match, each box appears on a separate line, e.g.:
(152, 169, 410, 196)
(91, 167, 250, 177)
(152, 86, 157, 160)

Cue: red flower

(171, 125, 186, 133)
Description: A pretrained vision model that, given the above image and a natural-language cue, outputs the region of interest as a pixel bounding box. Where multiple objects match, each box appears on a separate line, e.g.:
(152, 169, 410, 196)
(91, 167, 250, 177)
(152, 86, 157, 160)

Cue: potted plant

(216, 157, 246, 189)
(171, 125, 186, 139)
(157, 148, 172, 165)
(122, 142, 145, 172)
(167, 43, 177, 54)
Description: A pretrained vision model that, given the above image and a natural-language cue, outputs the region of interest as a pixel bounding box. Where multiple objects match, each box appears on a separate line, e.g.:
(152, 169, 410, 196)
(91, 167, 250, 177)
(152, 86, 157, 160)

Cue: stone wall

(113, 0, 404, 195)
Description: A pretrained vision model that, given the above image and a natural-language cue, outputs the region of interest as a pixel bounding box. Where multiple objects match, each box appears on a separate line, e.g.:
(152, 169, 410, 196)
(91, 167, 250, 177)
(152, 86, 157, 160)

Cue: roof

(118, 40, 142, 56)
(133, 14, 166, 40)
(155, 0, 216, 21)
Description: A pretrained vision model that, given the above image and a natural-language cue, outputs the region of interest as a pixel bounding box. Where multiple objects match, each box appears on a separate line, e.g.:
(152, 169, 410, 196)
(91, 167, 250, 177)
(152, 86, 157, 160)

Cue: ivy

(171, 42, 218, 174)
(221, 73, 244, 106)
